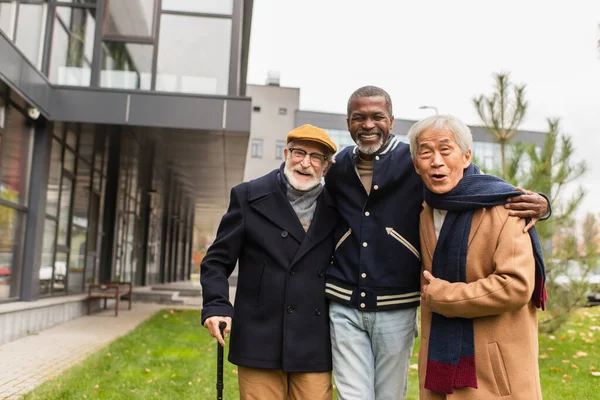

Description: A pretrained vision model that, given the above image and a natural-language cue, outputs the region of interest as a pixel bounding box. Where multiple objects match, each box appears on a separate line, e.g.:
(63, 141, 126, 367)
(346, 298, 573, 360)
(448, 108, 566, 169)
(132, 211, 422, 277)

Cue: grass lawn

(25, 307, 599, 399)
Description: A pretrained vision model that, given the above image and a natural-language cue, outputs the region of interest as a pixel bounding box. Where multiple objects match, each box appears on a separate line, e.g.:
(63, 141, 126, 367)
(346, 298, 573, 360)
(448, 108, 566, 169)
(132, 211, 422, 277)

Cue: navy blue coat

(201, 169, 337, 372)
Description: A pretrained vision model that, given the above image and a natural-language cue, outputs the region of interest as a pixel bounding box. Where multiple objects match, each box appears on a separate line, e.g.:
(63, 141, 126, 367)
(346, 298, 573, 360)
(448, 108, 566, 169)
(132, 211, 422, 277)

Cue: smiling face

(283, 140, 331, 191)
(413, 127, 472, 194)
(347, 96, 394, 157)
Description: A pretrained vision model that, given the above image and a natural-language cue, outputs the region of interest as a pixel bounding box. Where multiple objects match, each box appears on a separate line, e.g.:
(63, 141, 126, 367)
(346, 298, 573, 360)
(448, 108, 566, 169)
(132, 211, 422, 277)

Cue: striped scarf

(423, 163, 547, 394)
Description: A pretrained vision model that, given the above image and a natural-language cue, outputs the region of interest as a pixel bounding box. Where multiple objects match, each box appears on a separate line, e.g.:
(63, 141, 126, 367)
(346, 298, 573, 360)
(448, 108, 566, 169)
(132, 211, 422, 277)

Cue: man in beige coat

(407, 115, 545, 400)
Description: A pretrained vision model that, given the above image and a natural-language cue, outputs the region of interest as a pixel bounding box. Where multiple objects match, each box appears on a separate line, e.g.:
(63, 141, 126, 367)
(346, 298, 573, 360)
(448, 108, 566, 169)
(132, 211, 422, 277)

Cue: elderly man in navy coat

(201, 124, 338, 399)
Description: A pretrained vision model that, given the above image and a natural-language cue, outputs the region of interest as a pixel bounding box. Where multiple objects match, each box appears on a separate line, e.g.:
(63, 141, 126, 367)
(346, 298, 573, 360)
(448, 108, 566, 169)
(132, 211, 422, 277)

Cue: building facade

(0, 0, 254, 342)
(243, 83, 299, 180)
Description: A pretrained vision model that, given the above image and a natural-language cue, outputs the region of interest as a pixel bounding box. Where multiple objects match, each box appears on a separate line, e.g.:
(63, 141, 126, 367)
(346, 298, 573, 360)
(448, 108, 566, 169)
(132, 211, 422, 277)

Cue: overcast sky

(246, 0, 600, 219)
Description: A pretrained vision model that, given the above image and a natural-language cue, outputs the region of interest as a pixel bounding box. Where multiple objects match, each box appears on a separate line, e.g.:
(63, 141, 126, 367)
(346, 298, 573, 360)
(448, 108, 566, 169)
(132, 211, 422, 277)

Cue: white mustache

(294, 167, 316, 177)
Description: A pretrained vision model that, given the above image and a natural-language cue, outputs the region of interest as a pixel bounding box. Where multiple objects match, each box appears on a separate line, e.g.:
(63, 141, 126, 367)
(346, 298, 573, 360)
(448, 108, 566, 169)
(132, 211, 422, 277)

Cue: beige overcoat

(419, 204, 542, 400)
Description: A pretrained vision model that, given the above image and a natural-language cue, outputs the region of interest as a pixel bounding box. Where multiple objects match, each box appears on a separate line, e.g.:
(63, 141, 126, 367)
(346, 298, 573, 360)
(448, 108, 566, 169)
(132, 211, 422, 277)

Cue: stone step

(150, 285, 202, 297)
(133, 290, 184, 304)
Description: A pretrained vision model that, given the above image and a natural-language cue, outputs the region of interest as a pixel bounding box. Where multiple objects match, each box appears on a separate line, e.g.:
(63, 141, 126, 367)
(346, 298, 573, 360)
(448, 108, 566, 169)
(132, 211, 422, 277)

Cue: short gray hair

(347, 86, 393, 117)
(406, 115, 473, 158)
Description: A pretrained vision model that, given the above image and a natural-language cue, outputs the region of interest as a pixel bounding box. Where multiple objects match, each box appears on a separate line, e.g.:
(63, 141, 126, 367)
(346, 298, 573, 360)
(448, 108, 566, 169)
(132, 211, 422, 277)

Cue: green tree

(473, 72, 527, 180)
(498, 118, 589, 332)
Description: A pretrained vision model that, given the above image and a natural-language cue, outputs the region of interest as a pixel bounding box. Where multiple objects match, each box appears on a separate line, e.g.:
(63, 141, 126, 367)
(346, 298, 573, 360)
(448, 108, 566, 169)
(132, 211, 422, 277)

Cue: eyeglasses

(287, 147, 328, 166)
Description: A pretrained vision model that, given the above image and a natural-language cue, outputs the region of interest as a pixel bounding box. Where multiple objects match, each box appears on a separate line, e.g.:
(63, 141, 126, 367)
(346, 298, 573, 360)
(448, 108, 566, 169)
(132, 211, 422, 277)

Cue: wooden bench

(87, 281, 133, 316)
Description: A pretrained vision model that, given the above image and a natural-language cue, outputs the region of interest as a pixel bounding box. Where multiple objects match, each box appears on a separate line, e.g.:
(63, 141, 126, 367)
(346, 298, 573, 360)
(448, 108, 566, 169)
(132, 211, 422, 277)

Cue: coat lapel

(290, 189, 337, 267)
(421, 203, 437, 261)
(249, 170, 306, 243)
(468, 207, 486, 247)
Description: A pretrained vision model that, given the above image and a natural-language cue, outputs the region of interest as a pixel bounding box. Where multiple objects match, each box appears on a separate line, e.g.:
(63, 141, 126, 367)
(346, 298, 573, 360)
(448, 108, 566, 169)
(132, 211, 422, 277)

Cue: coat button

(281, 230, 288, 238)
(289, 269, 295, 276)
(373, 185, 379, 190)
(360, 303, 366, 308)
(318, 270, 324, 277)
(315, 309, 321, 316)
(361, 292, 366, 298)
(287, 305, 294, 314)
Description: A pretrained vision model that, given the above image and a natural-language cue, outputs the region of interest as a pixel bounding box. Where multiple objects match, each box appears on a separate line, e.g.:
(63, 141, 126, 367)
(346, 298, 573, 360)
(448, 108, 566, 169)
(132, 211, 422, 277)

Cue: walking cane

(216, 321, 227, 400)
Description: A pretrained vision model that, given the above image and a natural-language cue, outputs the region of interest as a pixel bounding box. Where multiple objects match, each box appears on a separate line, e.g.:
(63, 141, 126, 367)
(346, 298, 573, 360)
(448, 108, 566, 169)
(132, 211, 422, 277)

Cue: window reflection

(46, 139, 62, 217)
(162, 0, 233, 15)
(79, 125, 94, 162)
(156, 15, 231, 95)
(52, 252, 67, 293)
(15, 2, 48, 69)
(104, 0, 155, 38)
(39, 219, 56, 295)
(0, 1, 17, 40)
(49, 6, 96, 86)
(0, 93, 5, 129)
(1, 107, 33, 205)
(57, 177, 73, 247)
(100, 42, 152, 90)
(0, 205, 24, 299)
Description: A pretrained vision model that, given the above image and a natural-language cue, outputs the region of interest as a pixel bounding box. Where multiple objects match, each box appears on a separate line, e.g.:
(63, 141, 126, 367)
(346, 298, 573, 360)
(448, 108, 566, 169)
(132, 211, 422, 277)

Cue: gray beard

(357, 137, 384, 155)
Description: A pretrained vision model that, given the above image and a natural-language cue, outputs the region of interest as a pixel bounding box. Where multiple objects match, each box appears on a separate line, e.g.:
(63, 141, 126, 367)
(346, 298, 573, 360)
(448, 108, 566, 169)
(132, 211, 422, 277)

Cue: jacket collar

(249, 169, 306, 243)
(249, 169, 337, 265)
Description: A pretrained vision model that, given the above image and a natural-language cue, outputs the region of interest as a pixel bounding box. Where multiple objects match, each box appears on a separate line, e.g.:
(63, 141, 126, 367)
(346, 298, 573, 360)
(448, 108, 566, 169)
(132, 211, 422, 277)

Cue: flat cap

(286, 124, 337, 154)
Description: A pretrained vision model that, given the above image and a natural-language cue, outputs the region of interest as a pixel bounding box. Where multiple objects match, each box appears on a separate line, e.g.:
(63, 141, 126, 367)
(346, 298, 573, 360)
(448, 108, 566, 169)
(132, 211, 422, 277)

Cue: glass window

(46, 139, 62, 217)
(0, 1, 16, 40)
(14, 2, 48, 69)
(39, 218, 56, 295)
(73, 161, 91, 227)
(58, 0, 97, 5)
(0, 205, 24, 299)
(52, 251, 67, 293)
(250, 138, 263, 158)
(49, 6, 96, 86)
(68, 220, 86, 293)
(103, 0, 156, 38)
(275, 140, 285, 160)
(100, 42, 152, 90)
(64, 148, 75, 173)
(93, 171, 101, 192)
(79, 124, 94, 162)
(66, 125, 78, 149)
(57, 177, 73, 246)
(1, 107, 33, 205)
(156, 15, 231, 95)
(162, 0, 233, 15)
(0, 94, 5, 129)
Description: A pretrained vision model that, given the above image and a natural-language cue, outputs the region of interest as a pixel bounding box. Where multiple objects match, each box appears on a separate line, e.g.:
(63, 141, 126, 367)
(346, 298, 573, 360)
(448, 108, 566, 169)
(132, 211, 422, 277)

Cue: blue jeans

(329, 302, 418, 400)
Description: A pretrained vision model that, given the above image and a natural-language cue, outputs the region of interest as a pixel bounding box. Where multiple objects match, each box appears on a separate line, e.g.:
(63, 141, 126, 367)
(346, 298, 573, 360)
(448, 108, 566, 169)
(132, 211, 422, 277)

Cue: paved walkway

(0, 302, 200, 399)
(0, 281, 235, 400)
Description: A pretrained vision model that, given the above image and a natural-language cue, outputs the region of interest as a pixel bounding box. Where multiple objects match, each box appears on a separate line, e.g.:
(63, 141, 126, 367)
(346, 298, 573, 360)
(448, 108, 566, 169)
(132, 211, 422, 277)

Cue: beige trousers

(237, 365, 333, 400)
